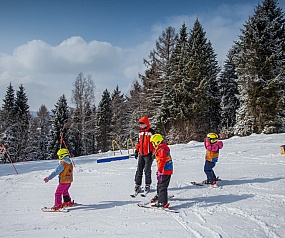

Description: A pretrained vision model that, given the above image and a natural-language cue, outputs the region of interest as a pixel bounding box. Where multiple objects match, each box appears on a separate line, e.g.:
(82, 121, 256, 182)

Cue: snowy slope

(1, 133, 285, 238)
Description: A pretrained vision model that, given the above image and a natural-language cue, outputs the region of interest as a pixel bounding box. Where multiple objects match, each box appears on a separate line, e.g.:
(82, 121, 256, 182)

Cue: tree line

(0, 0, 284, 163)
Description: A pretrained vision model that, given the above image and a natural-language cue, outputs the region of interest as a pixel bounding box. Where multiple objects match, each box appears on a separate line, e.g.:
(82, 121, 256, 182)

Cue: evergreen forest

(0, 0, 284, 162)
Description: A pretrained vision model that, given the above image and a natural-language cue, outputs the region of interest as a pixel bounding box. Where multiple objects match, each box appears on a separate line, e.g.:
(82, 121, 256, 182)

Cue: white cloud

(0, 36, 148, 111)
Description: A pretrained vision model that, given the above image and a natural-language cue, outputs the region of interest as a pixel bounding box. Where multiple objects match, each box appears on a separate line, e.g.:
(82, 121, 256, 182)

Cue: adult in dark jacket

(134, 116, 155, 194)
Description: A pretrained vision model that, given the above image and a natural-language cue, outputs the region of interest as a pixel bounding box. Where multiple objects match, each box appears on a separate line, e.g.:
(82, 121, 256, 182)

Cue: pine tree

(160, 23, 188, 141)
(11, 85, 30, 162)
(110, 85, 128, 148)
(96, 89, 112, 152)
(48, 95, 70, 159)
(187, 19, 220, 140)
(125, 80, 143, 144)
(0, 83, 15, 143)
(233, 0, 285, 135)
(28, 105, 51, 160)
(139, 26, 178, 132)
(219, 46, 240, 137)
(162, 19, 221, 142)
(36, 105, 51, 159)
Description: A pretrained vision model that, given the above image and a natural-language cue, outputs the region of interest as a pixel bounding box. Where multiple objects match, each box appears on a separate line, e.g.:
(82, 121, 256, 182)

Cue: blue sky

(0, 0, 284, 111)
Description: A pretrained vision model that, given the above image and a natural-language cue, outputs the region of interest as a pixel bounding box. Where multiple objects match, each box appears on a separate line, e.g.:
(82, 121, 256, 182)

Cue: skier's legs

(158, 175, 171, 205)
(135, 155, 145, 186)
(144, 155, 154, 185)
(54, 183, 68, 206)
(204, 160, 216, 183)
(54, 183, 71, 206)
(62, 183, 71, 202)
(212, 166, 217, 181)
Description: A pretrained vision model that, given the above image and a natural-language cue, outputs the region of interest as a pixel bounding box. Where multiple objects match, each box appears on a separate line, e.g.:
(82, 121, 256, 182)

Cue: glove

(44, 177, 50, 183)
(134, 150, 138, 159)
(156, 171, 163, 181)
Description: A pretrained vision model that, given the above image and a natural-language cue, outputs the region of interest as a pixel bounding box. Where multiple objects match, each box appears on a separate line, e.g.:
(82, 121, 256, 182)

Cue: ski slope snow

(1, 133, 285, 238)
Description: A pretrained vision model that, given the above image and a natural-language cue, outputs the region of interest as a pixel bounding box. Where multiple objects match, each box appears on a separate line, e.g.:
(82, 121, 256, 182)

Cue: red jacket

(135, 116, 155, 156)
(154, 141, 173, 175)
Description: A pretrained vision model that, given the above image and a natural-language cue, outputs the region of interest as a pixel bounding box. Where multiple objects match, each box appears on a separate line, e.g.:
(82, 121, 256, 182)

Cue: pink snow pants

(54, 183, 71, 206)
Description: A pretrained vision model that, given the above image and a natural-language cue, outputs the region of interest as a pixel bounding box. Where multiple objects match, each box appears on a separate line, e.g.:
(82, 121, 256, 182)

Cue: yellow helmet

(57, 148, 69, 160)
(207, 132, 218, 144)
(150, 134, 164, 146)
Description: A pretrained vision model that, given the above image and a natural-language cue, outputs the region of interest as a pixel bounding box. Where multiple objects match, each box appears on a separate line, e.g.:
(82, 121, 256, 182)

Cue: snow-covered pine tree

(233, 0, 285, 135)
(28, 104, 51, 160)
(219, 46, 240, 137)
(110, 85, 128, 148)
(11, 85, 30, 162)
(187, 19, 220, 140)
(95, 89, 112, 152)
(48, 95, 70, 159)
(139, 26, 178, 132)
(0, 83, 15, 141)
(125, 80, 143, 144)
(160, 23, 189, 143)
(0, 83, 16, 163)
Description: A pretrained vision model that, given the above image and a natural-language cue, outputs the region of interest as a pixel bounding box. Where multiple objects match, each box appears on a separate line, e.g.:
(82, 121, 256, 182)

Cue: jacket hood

(138, 116, 150, 130)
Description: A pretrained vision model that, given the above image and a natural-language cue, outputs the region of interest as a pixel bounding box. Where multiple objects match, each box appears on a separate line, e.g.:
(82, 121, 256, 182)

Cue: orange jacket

(59, 161, 73, 183)
(135, 116, 155, 156)
(154, 141, 173, 175)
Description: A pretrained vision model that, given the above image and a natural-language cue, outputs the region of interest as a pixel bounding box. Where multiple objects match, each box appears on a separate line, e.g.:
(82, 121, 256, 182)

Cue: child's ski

(137, 203, 179, 213)
(191, 181, 219, 188)
(41, 207, 69, 213)
(191, 181, 206, 186)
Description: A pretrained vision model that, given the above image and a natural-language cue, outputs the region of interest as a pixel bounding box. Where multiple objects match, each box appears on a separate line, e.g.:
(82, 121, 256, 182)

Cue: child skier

(204, 132, 223, 186)
(43, 148, 74, 210)
(150, 134, 173, 208)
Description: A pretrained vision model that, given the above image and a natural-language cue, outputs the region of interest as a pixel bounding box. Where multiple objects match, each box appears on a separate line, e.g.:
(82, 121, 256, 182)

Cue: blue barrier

(97, 155, 130, 163)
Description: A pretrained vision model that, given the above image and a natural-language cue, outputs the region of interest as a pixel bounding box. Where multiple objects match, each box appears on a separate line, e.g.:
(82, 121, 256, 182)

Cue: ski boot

(144, 184, 150, 194)
(151, 194, 158, 203)
(151, 202, 170, 208)
(134, 185, 141, 193)
(51, 204, 63, 211)
(62, 200, 75, 207)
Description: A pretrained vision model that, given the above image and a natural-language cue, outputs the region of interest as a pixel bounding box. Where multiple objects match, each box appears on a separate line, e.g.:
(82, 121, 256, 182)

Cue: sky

(0, 0, 284, 111)
(1, 133, 285, 237)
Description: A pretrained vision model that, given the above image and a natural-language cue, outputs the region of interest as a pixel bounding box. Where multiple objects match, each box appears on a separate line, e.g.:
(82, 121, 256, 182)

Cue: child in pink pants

(44, 148, 74, 210)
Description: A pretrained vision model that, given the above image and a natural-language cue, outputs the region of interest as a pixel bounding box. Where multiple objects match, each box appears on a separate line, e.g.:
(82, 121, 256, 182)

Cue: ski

(191, 181, 219, 188)
(137, 203, 179, 213)
(130, 191, 143, 197)
(130, 191, 140, 198)
(41, 207, 69, 213)
(140, 191, 150, 197)
(191, 181, 205, 186)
